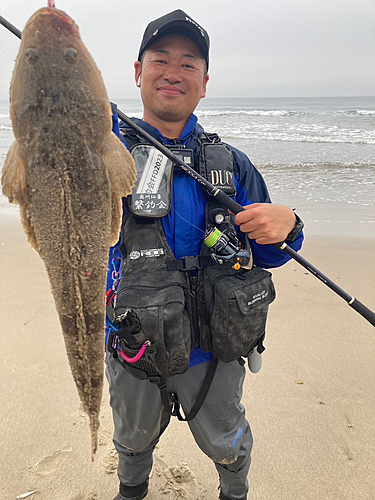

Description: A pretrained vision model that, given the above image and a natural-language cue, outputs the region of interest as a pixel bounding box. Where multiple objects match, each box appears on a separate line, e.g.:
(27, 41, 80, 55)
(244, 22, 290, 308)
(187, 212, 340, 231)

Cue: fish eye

(64, 47, 78, 63)
(25, 48, 39, 65)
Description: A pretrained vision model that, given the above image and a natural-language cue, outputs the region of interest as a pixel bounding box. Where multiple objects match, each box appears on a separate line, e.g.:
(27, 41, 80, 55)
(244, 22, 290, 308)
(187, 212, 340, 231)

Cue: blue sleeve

(107, 103, 126, 294)
(110, 102, 120, 138)
(110, 102, 132, 155)
(229, 146, 304, 269)
(105, 106, 123, 340)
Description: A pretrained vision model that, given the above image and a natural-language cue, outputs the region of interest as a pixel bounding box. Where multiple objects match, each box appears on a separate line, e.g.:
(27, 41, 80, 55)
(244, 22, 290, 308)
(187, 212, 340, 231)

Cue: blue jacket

(107, 111, 303, 366)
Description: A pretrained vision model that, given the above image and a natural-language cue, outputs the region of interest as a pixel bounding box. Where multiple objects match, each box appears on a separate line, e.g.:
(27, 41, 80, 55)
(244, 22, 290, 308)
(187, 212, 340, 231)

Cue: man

(106, 10, 303, 500)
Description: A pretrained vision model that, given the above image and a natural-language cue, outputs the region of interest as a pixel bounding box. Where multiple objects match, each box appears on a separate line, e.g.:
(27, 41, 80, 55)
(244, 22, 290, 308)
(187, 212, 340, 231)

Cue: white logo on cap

(185, 16, 205, 37)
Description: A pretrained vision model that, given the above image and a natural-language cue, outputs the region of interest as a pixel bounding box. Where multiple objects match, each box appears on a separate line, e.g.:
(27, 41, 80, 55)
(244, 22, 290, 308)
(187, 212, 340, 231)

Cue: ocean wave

(325, 109, 375, 116)
(0, 125, 12, 131)
(220, 129, 375, 145)
(196, 108, 375, 118)
(196, 109, 291, 117)
(258, 161, 375, 171)
(351, 109, 375, 116)
(119, 112, 143, 120)
(0, 114, 10, 118)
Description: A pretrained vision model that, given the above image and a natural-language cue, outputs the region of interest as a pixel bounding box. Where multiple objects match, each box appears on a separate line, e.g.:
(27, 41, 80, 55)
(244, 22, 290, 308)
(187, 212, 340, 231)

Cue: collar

(128, 114, 201, 146)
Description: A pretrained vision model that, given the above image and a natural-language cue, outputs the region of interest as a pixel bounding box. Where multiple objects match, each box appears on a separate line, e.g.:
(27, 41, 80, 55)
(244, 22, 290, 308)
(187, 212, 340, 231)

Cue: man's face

(134, 34, 209, 127)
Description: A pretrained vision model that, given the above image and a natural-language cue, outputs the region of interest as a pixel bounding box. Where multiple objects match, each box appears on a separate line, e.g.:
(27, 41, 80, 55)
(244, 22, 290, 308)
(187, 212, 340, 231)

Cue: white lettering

(210, 169, 233, 187)
(247, 290, 269, 306)
(185, 16, 205, 37)
(211, 170, 219, 185)
(129, 248, 165, 260)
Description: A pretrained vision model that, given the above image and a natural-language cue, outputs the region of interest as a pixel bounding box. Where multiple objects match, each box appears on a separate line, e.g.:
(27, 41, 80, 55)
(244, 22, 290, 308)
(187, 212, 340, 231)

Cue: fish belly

(25, 142, 112, 456)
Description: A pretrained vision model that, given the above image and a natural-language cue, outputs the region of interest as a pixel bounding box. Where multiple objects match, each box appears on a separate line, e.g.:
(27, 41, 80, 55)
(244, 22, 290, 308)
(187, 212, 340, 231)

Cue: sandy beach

(1, 213, 374, 500)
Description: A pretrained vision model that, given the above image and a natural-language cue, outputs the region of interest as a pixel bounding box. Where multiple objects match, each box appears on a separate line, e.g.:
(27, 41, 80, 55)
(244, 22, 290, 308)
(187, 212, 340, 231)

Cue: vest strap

(166, 255, 215, 271)
(157, 358, 219, 421)
(172, 358, 219, 421)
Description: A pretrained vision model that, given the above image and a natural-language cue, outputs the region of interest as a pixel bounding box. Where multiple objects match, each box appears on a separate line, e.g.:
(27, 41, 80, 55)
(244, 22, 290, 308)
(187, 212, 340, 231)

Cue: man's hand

(234, 204, 296, 245)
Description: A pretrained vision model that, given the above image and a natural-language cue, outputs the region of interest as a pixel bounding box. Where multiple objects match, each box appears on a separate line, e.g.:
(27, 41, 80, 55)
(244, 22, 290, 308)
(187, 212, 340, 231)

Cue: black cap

(138, 9, 210, 69)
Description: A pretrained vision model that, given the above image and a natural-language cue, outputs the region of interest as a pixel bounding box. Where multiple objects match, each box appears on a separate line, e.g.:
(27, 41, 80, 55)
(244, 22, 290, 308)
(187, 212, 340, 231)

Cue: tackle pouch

(114, 275, 192, 376)
(200, 266, 276, 363)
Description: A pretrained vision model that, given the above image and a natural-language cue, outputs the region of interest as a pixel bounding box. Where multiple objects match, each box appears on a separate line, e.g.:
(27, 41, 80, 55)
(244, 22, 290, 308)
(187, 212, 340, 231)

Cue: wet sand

(1, 214, 374, 500)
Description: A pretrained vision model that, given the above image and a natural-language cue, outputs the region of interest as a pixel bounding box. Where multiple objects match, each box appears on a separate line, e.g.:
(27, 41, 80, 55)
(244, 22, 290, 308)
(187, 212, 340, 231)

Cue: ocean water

(1, 96, 374, 237)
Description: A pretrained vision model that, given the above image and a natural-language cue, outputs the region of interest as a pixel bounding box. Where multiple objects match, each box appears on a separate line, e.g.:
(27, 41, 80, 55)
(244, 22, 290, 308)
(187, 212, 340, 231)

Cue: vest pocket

(116, 340, 169, 379)
(201, 266, 276, 362)
(115, 281, 192, 376)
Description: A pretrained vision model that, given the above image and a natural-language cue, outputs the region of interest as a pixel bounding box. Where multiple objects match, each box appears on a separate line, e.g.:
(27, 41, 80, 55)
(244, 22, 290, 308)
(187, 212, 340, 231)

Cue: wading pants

(106, 352, 253, 499)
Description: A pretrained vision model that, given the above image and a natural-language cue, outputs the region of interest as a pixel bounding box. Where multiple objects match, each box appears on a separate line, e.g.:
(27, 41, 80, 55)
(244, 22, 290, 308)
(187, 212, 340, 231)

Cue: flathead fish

(1, 7, 136, 458)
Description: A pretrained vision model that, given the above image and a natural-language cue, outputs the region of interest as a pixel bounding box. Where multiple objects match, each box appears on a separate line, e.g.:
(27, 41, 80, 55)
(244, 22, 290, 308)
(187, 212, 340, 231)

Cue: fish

(1, 7, 136, 459)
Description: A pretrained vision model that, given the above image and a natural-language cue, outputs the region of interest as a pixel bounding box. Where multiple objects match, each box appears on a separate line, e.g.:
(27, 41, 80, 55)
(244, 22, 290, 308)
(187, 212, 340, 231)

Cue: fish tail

(90, 413, 100, 461)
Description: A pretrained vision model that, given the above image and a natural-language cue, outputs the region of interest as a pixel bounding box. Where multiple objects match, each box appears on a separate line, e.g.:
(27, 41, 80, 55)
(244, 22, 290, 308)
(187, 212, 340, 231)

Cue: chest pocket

(199, 134, 236, 197)
(126, 144, 174, 218)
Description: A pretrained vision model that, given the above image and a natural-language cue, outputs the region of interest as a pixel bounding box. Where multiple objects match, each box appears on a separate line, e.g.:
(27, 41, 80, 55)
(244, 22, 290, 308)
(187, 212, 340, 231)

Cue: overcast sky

(1, 0, 374, 101)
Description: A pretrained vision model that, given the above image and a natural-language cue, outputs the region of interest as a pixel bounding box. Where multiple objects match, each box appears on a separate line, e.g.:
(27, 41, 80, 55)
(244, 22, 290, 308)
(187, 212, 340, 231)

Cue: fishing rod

(0, 15, 21, 39)
(116, 110, 375, 327)
(1, 15, 374, 328)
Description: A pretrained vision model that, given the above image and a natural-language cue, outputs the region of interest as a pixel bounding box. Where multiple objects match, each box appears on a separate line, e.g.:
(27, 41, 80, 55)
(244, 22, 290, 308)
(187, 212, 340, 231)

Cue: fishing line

(169, 203, 206, 235)
(158, 176, 206, 236)
(0, 46, 15, 61)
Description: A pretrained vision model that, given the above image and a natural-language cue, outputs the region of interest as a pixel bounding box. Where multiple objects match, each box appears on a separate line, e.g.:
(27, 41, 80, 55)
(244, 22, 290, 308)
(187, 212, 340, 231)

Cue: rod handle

(349, 299, 375, 327)
(213, 190, 245, 214)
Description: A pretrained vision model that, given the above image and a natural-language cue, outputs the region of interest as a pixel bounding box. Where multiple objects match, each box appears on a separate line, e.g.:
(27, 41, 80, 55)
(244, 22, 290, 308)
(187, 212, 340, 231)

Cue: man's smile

(157, 84, 185, 96)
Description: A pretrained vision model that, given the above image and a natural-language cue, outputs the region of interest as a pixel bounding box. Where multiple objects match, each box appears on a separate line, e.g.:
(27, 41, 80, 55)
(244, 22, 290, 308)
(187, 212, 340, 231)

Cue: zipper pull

(189, 274, 198, 293)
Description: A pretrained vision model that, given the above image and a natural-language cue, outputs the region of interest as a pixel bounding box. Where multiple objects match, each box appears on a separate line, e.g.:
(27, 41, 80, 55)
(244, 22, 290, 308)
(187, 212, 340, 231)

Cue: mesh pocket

(118, 339, 169, 379)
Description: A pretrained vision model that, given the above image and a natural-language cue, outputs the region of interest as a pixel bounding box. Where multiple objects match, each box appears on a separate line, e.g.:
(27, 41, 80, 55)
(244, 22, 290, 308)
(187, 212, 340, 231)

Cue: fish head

(10, 7, 112, 145)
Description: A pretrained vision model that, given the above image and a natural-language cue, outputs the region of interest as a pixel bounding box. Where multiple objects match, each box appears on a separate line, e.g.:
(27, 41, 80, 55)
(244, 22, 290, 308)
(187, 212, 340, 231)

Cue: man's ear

(134, 61, 142, 87)
(201, 73, 209, 99)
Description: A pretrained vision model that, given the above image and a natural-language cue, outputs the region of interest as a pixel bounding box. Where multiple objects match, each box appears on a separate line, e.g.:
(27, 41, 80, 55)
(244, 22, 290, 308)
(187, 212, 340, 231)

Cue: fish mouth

(26, 7, 78, 38)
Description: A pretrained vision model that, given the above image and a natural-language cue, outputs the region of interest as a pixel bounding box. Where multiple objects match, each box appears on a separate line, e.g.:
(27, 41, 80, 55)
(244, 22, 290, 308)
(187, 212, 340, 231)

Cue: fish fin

(110, 191, 122, 246)
(103, 132, 136, 196)
(1, 140, 28, 206)
(1, 142, 39, 252)
(103, 132, 136, 245)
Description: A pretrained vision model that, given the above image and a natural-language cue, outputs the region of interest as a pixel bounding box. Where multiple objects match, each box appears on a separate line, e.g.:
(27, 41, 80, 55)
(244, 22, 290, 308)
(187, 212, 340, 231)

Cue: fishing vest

(111, 129, 275, 377)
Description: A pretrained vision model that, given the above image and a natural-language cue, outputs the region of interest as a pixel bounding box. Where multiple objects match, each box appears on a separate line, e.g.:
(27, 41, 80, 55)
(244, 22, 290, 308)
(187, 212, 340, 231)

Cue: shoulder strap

(119, 125, 147, 150)
(199, 132, 221, 144)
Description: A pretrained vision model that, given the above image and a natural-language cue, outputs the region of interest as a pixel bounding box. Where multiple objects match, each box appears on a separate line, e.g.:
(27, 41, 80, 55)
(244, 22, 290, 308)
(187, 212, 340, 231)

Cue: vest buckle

(181, 256, 201, 271)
